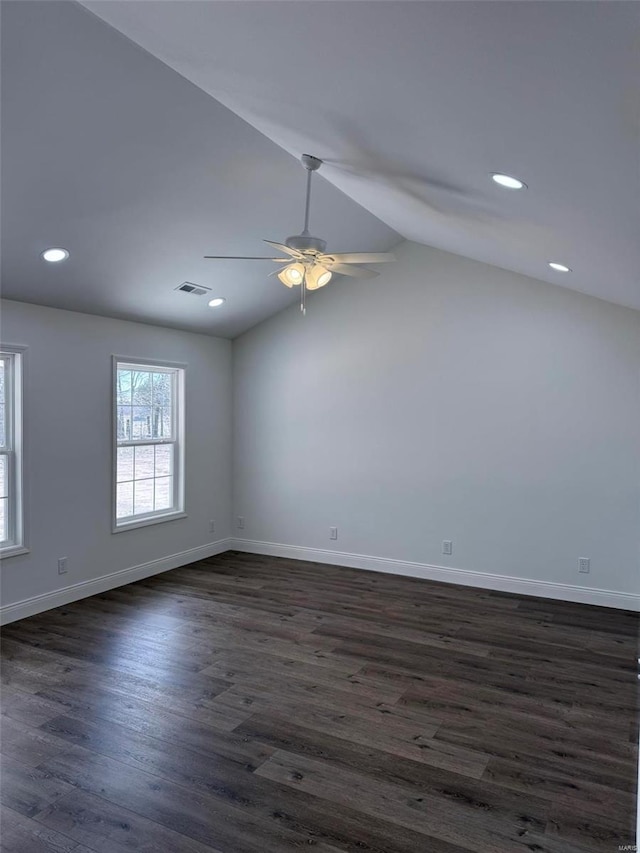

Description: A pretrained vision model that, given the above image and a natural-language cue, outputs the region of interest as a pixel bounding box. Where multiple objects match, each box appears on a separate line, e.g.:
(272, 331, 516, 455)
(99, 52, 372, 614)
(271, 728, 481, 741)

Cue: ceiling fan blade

(204, 255, 290, 261)
(263, 240, 304, 259)
(320, 252, 396, 265)
(268, 265, 292, 277)
(324, 263, 380, 279)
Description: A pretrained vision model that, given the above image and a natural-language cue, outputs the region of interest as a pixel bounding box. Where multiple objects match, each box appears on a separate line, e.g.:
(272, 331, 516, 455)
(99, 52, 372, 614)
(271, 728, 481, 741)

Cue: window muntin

(114, 360, 184, 528)
(0, 349, 25, 554)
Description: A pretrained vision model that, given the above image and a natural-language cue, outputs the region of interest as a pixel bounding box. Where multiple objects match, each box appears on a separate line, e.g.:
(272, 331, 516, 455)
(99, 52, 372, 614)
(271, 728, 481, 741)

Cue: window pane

(0, 497, 7, 542)
(116, 405, 132, 441)
(116, 447, 133, 482)
(134, 445, 154, 480)
(131, 371, 152, 407)
(116, 369, 132, 406)
(0, 403, 5, 447)
(116, 482, 133, 519)
(154, 445, 172, 477)
(133, 479, 154, 515)
(154, 476, 173, 511)
(131, 406, 151, 440)
(0, 455, 7, 498)
(161, 407, 172, 439)
(150, 406, 168, 439)
(0, 360, 5, 404)
(151, 373, 173, 439)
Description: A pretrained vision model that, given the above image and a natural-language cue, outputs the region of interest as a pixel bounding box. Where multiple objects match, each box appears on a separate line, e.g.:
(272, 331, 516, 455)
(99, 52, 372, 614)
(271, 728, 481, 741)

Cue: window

(113, 358, 185, 531)
(0, 347, 26, 556)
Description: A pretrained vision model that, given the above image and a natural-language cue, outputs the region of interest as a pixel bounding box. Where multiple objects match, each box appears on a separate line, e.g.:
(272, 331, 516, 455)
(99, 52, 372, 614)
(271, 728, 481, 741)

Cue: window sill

(112, 511, 187, 534)
(0, 545, 30, 560)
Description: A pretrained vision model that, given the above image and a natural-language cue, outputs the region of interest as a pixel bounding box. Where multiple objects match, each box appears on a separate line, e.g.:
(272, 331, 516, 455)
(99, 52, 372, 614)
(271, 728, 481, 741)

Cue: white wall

(233, 241, 640, 604)
(3, 245, 639, 617)
(0, 300, 232, 615)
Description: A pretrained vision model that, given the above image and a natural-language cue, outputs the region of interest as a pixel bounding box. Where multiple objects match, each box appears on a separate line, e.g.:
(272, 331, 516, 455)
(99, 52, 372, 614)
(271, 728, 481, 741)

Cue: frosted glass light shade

(305, 265, 332, 290)
(277, 263, 305, 287)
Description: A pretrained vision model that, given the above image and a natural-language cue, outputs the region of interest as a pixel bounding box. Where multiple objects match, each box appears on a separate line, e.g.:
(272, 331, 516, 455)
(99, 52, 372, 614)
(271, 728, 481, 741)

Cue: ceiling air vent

(175, 282, 211, 296)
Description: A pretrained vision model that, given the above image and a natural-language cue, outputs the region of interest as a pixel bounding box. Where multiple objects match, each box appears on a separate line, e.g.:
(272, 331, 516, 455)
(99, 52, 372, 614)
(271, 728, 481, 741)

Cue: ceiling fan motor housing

(285, 234, 327, 255)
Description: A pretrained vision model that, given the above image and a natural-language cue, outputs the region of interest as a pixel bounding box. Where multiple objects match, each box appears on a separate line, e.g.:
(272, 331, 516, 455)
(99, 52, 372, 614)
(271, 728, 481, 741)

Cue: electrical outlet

(209, 520, 215, 534)
(442, 540, 453, 556)
(57, 557, 68, 575)
(329, 527, 338, 540)
(578, 557, 590, 574)
(237, 516, 245, 530)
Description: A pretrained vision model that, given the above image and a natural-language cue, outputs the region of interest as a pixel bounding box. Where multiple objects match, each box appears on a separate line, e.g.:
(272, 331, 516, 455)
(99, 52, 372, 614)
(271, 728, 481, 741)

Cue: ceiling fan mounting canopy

(301, 154, 322, 172)
(204, 153, 396, 314)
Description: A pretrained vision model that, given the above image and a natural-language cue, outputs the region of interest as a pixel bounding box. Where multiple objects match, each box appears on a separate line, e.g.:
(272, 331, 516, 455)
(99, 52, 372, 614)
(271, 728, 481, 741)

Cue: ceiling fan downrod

(301, 154, 322, 235)
(285, 155, 326, 256)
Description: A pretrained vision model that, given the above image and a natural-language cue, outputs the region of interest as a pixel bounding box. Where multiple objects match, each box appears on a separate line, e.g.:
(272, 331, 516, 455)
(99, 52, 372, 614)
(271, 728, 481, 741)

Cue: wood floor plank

(201, 647, 405, 703)
(35, 789, 224, 853)
(483, 757, 636, 824)
(225, 697, 445, 768)
(1, 688, 68, 729)
(236, 710, 555, 817)
(0, 756, 75, 819)
(0, 716, 69, 768)
(35, 745, 349, 853)
(545, 801, 637, 852)
(1, 550, 636, 853)
(31, 683, 261, 759)
(34, 716, 463, 853)
(0, 805, 91, 853)
(255, 748, 550, 853)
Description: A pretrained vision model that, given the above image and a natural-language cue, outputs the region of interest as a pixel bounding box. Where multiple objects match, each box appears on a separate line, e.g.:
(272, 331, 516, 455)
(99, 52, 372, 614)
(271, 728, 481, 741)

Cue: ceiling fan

(204, 154, 395, 313)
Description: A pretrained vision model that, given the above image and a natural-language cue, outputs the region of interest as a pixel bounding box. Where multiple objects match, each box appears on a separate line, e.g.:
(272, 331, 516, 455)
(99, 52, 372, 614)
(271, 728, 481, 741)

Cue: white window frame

(0, 345, 27, 558)
(112, 356, 186, 533)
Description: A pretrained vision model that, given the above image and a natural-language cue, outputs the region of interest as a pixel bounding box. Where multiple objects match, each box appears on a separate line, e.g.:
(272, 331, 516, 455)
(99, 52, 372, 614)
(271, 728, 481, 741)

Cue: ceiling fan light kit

(205, 154, 395, 314)
(277, 263, 305, 287)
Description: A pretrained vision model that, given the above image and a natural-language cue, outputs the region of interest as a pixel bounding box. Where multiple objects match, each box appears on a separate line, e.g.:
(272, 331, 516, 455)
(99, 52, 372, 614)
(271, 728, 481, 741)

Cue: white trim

(112, 356, 186, 531)
(0, 345, 27, 555)
(114, 356, 188, 371)
(0, 538, 232, 625)
(112, 510, 187, 534)
(228, 538, 640, 612)
(0, 545, 30, 559)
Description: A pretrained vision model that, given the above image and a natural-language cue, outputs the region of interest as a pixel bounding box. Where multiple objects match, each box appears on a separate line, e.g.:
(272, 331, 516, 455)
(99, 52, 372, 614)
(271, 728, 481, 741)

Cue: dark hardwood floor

(1, 551, 638, 853)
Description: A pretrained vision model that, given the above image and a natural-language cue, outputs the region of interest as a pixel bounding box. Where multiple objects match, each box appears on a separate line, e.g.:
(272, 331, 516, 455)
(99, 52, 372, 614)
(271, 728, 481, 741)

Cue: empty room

(1, 1, 638, 851)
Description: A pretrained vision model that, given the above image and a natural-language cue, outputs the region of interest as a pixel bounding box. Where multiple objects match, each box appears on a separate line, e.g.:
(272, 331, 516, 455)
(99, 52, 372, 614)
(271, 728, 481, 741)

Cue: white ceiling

(0, 1, 398, 338)
(82, 0, 640, 313)
(3, 2, 639, 342)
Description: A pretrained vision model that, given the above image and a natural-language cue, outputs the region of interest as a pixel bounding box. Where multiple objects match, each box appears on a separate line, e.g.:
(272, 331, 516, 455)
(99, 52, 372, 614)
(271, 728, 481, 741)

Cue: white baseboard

(4, 536, 636, 624)
(0, 538, 233, 625)
(228, 538, 640, 612)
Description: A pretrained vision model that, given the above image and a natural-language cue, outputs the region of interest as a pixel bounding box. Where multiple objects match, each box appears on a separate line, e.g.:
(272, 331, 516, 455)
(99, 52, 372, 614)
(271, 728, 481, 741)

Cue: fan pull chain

(300, 274, 306, 315)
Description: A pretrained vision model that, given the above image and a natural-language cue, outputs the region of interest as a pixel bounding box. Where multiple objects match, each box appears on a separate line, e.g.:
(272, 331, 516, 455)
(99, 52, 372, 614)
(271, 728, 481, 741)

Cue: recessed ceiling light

(548, 262, 571, 273)
(208, 297, 226, 308)
(41, 247, 69, 263)
(491, 173, 527, 190)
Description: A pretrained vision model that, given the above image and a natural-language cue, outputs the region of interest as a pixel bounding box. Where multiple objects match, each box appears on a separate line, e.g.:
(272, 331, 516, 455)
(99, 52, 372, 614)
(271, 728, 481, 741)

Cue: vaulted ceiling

(2, 1, 639, 338)
(1, 1, 398, 337)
